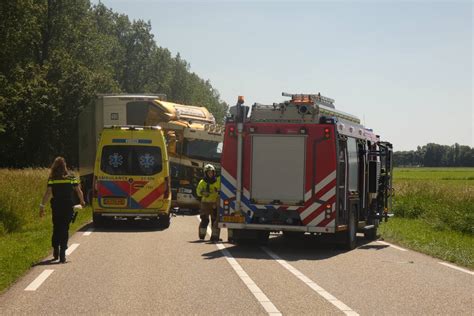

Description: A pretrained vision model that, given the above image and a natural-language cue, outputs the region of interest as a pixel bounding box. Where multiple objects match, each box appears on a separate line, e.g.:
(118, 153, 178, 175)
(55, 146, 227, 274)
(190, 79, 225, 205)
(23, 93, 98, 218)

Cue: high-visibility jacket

(47, 175, 79, 210)
(196, 176, 220, 203)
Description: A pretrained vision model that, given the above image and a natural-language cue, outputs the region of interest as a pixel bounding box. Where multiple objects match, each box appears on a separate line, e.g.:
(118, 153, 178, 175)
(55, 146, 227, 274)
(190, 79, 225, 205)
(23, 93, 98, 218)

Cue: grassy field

(0, 169, 91, 293)
(379, 167, 474, 269)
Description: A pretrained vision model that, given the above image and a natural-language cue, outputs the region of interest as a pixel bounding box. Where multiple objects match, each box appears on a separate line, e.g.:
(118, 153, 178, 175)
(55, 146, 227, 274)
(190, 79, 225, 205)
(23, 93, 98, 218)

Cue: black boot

(59, 248, 66, 263)
(53, 247, 59, 260)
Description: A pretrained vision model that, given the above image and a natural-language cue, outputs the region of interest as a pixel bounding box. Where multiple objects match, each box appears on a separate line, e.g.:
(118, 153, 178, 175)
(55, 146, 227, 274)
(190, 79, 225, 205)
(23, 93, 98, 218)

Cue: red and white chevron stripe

(299, 170, 337, 227)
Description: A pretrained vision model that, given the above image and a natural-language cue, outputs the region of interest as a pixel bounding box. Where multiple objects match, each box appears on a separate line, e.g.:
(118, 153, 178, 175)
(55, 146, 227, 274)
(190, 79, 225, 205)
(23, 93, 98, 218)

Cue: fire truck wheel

(364, 227, 377, 240)
(257, 231, 270, 245)
(282, 231, 304, 240)
(227, 229, 235, 243)
(345, 211, 357, 250)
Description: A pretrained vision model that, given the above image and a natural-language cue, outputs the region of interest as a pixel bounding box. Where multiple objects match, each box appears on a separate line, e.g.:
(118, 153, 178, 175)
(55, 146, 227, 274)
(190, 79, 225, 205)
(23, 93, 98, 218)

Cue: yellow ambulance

(92, 126, 171, 227)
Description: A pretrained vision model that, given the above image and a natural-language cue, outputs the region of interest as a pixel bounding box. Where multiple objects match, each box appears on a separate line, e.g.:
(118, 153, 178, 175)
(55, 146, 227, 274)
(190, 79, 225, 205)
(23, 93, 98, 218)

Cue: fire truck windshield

(183, 139, 222, 162)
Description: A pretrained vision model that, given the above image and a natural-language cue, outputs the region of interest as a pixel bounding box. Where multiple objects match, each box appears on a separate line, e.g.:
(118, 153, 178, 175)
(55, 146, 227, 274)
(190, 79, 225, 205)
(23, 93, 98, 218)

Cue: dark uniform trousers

(51, 199, 73, 250)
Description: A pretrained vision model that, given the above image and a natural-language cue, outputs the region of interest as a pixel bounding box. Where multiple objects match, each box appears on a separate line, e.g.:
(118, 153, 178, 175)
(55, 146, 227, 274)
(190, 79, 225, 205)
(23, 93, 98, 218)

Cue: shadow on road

(78, 220, 168, 233)
(201, 233, 389, 262)
(32, 259, 63, 266)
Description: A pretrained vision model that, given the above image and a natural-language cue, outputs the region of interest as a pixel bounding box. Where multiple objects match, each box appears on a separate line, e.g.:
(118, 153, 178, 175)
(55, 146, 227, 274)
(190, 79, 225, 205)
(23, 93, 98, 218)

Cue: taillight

(223, 199, 230, 215)
(324, 127, 331, 139)
(164, 177, 170, 198)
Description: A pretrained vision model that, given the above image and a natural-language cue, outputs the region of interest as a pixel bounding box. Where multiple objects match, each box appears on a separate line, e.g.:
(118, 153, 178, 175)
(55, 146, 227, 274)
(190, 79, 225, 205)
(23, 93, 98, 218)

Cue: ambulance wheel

(158, 214, 170, 229)
(345, 211, 357, 250)
(93, 214, 105, 228)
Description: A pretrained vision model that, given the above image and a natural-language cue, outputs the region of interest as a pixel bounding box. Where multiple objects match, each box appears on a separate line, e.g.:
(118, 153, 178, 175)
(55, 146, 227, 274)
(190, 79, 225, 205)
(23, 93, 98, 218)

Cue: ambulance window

(347, 138, 359, 192)
(101, 146, 130, 175)
(132, 147, 163, 175)
(100, 146, 163, 175)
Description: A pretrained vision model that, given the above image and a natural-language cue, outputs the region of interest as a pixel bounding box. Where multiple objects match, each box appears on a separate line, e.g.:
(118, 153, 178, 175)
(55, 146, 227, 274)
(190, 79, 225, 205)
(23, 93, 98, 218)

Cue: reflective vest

(196, 176, 220, 203)
(47, 176, 79, 202)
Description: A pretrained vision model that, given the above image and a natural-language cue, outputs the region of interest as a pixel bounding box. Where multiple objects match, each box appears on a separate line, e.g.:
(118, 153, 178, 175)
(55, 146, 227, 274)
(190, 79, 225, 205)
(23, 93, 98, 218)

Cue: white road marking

(215, 242, 281, 315)
(24, 270, 54, 291)
(261, 247, 359, 316)
(438, 262, 474, 275)
(83, 228, 94, 236)
(197, 216, 281, 315)
(66, 243, 79, 256)
(376, 240, 408, 251)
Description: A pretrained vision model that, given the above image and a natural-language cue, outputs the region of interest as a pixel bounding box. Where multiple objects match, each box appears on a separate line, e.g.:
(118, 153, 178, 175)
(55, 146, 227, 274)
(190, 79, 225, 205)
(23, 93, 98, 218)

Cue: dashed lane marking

(376, 240, 407, 251)
(66, 243, 79, 256)
(438, 262, 474, 275)
(83, 228, 94, 236)
(262, 247, 359, 316)
(197, 216, 281, 315)
(24, 270, 54, 291)
(215, 243, 281, 315)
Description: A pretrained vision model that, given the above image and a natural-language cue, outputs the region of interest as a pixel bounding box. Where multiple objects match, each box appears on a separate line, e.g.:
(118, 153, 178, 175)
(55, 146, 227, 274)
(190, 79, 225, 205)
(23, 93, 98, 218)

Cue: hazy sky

(97, 0, 473, 151)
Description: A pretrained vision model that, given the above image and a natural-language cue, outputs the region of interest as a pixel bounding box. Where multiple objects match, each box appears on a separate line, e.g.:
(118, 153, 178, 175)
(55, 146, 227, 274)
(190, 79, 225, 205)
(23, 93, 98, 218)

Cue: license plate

(103, 198, 127, 206)
(222, 216, 245, 223)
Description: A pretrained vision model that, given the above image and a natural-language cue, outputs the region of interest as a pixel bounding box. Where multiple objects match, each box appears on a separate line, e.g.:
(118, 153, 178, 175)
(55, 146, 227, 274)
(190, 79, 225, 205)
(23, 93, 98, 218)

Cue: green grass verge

(0, 209, 91, 293)
(379, 217, 474, 269)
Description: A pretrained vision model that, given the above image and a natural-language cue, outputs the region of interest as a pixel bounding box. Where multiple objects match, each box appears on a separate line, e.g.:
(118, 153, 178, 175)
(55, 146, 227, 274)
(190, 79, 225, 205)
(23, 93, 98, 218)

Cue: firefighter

(196, 164, 221, 242)
(39, 157, 85, 263)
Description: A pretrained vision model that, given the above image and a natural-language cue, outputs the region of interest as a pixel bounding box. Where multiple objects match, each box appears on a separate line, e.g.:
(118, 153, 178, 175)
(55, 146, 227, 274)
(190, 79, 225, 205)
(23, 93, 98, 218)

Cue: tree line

(0, 0, 228, 168)
(393, 143, 474, 167)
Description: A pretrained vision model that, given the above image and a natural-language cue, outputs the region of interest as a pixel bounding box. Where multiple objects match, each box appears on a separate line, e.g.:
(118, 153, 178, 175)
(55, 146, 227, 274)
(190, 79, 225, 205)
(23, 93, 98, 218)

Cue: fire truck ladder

(282, 92, 336, 108)
(369, 142, 394, 222)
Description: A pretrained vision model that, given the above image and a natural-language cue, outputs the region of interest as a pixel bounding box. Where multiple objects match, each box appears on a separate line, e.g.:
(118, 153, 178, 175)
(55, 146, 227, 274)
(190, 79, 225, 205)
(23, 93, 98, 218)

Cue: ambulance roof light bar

(282, 92, 335, 108)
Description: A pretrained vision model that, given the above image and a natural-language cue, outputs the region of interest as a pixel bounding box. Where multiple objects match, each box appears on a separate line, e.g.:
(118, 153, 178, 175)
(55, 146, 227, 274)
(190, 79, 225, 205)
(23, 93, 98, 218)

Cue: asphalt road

(0, 213, 472, 315)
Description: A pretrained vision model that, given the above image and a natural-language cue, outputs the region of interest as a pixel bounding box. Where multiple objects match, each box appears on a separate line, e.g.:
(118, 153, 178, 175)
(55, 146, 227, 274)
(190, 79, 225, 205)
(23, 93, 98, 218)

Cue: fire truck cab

(218, 93, 393, 249)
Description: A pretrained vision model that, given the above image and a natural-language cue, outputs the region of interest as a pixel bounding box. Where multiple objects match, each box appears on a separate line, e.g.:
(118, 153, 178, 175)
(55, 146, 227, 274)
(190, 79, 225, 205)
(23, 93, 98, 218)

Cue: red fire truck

(218, 93, 393, 249)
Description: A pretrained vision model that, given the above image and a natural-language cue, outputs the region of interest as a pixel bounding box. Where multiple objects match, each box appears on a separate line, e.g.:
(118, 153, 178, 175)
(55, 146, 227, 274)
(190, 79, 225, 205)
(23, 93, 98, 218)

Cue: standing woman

(39, 157, 85, 263)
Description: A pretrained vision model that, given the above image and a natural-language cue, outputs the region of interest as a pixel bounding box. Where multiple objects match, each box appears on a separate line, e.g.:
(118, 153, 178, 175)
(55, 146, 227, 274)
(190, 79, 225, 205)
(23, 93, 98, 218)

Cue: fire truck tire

(228, 229, 235, 243)
(345, 211, 357, 250)
(364, 227, 377, 240)
(283, 231, 304, 239)
(257, 231, 270, 245)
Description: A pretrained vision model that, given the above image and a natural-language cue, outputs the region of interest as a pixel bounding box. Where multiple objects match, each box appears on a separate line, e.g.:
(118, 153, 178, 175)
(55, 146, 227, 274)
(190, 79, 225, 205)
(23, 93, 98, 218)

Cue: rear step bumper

(219, 222, 336, 233)
(97, 212, 167, 217)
